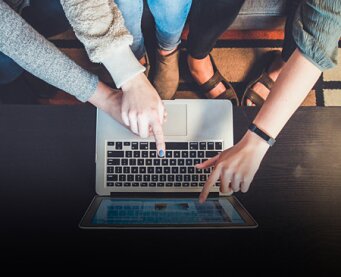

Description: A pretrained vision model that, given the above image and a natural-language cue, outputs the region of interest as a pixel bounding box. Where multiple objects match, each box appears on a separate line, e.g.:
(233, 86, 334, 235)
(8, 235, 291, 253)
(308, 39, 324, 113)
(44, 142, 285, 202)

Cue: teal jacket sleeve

(292, 0, 341, 71)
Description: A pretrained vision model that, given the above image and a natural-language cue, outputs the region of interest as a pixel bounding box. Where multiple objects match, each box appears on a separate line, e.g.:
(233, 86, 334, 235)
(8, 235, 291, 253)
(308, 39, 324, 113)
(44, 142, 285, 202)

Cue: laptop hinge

(109, 192, 220, 198)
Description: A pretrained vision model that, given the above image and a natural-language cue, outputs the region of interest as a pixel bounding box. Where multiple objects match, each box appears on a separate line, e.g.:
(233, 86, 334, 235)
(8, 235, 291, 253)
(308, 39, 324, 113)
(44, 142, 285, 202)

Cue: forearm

(0, 1, 98, 102)
(253, 49, 322, 139)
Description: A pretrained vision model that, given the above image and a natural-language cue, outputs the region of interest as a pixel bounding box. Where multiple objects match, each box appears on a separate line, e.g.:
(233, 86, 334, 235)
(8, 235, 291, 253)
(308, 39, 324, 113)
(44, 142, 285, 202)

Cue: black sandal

(193, 54, 239, 106)
(241, 50, 281, 107)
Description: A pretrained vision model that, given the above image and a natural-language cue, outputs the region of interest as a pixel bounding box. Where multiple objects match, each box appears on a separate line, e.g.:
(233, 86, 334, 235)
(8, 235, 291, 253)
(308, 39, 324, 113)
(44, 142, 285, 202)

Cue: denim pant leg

(147, 0, 192, 51)
(0, 0, 71, 85)
(187, 0, 245, 59)
(115, 0, 146, 60)
(281, 0, 304, 62)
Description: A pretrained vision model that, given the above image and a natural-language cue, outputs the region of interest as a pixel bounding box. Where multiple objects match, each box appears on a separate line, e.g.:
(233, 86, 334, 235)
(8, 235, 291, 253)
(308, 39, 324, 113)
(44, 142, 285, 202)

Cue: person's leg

(115, 0, 146, 63)
(187, 0, 245, 99)
(148, 0, 192, 55)
(147, 0, 192, 99)
(245, 0, 302, 106)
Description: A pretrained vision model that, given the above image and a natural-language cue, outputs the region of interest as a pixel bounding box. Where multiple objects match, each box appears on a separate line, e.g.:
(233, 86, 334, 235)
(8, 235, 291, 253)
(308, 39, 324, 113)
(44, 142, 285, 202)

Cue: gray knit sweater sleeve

(292, 0, 341, 71)
(0, 1, 99, 102)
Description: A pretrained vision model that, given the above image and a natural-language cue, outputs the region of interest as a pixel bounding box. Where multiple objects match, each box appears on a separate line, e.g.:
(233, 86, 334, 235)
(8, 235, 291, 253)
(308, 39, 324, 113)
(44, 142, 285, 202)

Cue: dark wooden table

(0, 105, 340, 273)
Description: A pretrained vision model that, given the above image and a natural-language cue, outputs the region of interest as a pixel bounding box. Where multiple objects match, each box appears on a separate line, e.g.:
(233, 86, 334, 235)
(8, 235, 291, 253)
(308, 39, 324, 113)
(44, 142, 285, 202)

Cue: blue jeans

(0, 0, 70, 85)
(115, 0, 192, 60)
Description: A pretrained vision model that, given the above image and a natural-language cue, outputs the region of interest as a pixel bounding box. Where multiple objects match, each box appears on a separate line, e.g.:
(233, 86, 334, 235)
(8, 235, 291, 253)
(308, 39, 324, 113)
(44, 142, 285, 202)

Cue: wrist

(121, 72, 146, 92)
(242, 130, 271, 152)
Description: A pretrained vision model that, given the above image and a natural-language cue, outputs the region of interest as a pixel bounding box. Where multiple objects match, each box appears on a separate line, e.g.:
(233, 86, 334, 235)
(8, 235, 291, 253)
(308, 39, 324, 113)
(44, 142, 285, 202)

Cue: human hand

(197, 131, 270, 203)
(121, 73, 166, 156)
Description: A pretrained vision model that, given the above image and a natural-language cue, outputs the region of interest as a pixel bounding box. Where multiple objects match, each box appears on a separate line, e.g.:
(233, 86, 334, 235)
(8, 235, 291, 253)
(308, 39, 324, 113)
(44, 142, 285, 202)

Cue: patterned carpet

(46, 29, 341, 106)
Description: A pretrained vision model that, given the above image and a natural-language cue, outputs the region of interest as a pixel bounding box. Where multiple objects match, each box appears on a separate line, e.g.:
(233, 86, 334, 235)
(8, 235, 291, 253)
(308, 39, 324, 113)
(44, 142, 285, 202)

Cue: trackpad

(163, 104, 187, 136)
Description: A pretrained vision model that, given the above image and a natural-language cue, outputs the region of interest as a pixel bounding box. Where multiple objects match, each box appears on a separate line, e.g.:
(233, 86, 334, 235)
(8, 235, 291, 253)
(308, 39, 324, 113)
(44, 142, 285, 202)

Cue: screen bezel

(79, 195, 258, 229)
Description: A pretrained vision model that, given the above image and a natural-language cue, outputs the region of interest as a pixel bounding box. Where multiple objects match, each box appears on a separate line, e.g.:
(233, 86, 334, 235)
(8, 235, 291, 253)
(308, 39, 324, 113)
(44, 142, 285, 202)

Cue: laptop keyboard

(106, 141, 223, 188)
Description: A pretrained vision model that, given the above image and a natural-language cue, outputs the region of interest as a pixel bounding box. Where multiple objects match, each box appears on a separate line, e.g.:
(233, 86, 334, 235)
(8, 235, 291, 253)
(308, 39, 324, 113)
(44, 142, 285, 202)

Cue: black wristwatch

(248, 123, 276, 146)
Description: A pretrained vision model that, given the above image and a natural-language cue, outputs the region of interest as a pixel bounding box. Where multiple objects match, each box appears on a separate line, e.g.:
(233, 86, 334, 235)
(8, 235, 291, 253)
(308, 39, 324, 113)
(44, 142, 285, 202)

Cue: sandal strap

(198, 70, 223, 94)
(244, 88, 265, 107)
(258, 73, 274, 90)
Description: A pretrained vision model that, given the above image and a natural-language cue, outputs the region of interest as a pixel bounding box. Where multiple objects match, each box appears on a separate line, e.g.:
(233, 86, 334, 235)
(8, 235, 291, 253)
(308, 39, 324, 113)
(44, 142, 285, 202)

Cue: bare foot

(187, 55, 226, 98)
(246, 55, 286, 106)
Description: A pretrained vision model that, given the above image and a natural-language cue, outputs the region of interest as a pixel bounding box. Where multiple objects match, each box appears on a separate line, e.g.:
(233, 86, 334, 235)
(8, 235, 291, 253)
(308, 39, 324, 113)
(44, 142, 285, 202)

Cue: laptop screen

(91, 197, 244, 226)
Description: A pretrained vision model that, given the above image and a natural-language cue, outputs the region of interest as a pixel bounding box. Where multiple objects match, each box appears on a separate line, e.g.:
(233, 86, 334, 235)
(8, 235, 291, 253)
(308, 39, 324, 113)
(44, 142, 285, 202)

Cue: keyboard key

(206, 151, 219, 158)
(178, 159, 184, 166)
(170, 159, 176, 166)
(122, 159, 128, 166)
(124, 142, 130, 146)
(139, 167, 146, 174)
(123, 167, 130, 174)
(150, 151, 157, 158)
(215, 142, 222, 150)
(116, 142, 122, 150)
(141, 183, 148, 187)
(132, 183, 139, 187)
(207, 142, 214, 150)
(182, 151, 189, 158)
(196, 168, 203, 173)
(190, 151, 196, 158)
(184, 175, 190, 182)
(132, 142, 138, 150)
(200, 175, 207, 182)
(188, 167, 195, 174)
(127, 175, 134, 181)
(192, 175, 199, 182)
(180, 167, 186, 174)
(107, 175, 118, 182)
(182, 183, 190, 187)
(148, 167, 154, 174)
(107, 151, 124, 157)
(164, 167, 171, 174)
(124, 182, 131, 187)
(150, 142, 157, 150)
(194, 159, 201, 165)
(156, 167, 162, 174)
(165, 142, 188, 150)
(166, 151, 172, 158)
(133, 151, 140, 158)
(143, 175, 150, 182)
(153, 159, 161, 166)
(119, 175, 126, 181)
(132, 167, 138, 173)
(142, 151, 148, 158)
(186, 159, 193, 166)
(146, 159, 152, 166)
(152, 175, 158, 182)
(138, 159, 144, 166)
(160, 175, 166, 182)
(149, 183, 156, 187)
(204, 168, 211, 173)
(129, 159, 136, 166)
(176, 175, 183, 182)
(167, 175, 175, 182)
(174, 151, 180, 158)
(126, 151, 132, 158)
(172, 167, 179, 174)
(166, 183, 173, 187)
(107, 182, 114, 187)
(198, 151, 204, 158)
(174, 183, 181, 187)
(135, 175, 142, 182)
(199, 182, 205, 187)
(157, 183, 165, 187)
(140, 142, 148, 150)
(107, 167, 114, 173)
(190, 142, 198, 150)
(200, 142, 206, 150)
(162, 159, 168, 166)
(115, 167, 122, 173)
(191, 183, 198, 187)
(115, 182, 123, 187)
(107, 159, 120, 165)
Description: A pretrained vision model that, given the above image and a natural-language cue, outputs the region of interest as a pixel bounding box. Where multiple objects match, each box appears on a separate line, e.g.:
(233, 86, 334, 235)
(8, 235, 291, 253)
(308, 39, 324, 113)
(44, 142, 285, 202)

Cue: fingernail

(159, 149, 164, 158)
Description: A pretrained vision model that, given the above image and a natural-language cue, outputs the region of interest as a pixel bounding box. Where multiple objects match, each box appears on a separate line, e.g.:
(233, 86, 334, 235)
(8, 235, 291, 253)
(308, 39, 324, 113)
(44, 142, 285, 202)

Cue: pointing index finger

(199, 166, 221, 203)
(151, 119, 166, 157)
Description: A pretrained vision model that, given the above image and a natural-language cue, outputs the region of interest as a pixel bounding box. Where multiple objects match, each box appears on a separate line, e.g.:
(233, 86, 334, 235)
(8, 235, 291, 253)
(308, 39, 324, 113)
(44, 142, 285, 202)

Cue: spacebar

(165, 142, 189, 150)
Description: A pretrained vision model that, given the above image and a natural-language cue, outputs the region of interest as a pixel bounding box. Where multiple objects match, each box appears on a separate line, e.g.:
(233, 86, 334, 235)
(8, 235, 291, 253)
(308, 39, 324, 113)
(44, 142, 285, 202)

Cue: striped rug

(47, 29, 341, 106)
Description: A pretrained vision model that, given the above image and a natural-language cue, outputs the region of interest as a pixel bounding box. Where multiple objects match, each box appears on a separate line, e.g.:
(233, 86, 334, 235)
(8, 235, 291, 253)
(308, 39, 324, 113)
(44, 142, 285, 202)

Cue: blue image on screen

(92, 198, 244, 225)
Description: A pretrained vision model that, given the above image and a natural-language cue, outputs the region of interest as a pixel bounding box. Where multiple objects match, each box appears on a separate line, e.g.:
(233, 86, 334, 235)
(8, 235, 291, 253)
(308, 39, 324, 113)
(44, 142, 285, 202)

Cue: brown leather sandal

(194, 54, 239, 106)
(241, 50, 281, 107)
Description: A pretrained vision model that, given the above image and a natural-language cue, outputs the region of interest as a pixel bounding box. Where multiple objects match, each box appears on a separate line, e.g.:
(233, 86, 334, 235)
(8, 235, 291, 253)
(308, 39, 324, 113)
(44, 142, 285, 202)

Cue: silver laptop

(80, 99, 257, 229)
